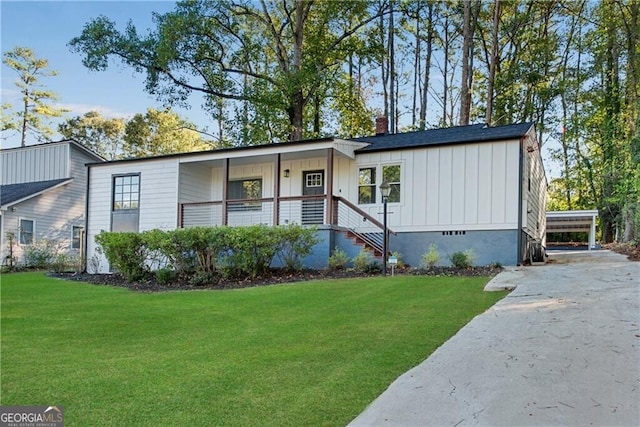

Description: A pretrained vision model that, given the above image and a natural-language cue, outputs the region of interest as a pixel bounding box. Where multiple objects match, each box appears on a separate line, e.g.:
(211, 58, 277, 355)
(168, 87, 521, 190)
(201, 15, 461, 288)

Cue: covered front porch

(176, 138, 392, 256)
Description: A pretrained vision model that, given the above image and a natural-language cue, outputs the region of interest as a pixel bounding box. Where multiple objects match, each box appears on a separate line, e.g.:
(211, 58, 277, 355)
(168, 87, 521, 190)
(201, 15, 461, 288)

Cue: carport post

(589, 214, 596, 250)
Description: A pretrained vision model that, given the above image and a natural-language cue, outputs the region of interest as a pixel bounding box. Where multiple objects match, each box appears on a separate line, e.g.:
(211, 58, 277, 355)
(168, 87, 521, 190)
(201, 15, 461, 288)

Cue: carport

(546, 210, 599, 249)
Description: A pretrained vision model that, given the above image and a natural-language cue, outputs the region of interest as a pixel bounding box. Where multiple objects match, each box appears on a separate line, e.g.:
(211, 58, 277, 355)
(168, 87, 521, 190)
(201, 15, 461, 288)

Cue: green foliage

(449, 249, 476, 269)
(94, 225, 319, 281)
(94, 232, 148, 282)
(2, 46, 68, 145)
(123, 108, 211, 157)
(275, 225, 319, 271)
(69, 2, 387, 143)
(328, 247, 349, 270)
(155, 267, 176, 285)
(352, 250, 381, 273)
(23, 239, 59, 269)
(420, 244, 441, 269)
(58, 111, 125, 160)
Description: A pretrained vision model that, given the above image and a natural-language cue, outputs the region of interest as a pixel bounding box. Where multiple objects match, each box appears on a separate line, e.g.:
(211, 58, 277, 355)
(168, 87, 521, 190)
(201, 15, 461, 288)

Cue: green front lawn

(1, 272, 506, 426)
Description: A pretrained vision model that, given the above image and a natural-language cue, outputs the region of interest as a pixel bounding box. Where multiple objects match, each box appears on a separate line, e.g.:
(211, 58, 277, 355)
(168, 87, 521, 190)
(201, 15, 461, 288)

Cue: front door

(302, 170, 324, 225)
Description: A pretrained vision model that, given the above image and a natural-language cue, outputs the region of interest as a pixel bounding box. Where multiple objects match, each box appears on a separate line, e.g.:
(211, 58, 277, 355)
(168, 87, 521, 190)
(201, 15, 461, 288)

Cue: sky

(1, 0, 211, 149)
(1, 1, 561, 178)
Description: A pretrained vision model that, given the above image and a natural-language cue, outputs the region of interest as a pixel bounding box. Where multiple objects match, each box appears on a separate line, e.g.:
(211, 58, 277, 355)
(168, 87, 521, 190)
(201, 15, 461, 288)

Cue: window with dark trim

(113, 174, 140, 210)
(228, 178, 262, 211)
(19, 219, 34, 245)
(358, 167, 376, 204)
(72, 226, 84, 250)
(382, 164, 401, 203)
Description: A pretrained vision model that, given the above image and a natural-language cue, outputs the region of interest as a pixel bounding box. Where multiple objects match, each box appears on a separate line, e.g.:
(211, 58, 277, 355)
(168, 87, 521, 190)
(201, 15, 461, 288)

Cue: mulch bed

(605, 242, 640, 261)
(49, 266, 502, 293)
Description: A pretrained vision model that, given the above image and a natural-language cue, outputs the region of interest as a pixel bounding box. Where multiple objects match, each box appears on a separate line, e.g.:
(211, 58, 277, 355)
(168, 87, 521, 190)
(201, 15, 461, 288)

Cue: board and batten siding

(1, 143, 70, 184)
(87, 158, 179, 273)
(354, 140, 521, 232)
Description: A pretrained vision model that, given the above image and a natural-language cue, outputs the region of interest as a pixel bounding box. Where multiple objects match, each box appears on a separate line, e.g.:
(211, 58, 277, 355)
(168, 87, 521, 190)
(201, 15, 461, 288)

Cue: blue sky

(1, 1, 210, 149)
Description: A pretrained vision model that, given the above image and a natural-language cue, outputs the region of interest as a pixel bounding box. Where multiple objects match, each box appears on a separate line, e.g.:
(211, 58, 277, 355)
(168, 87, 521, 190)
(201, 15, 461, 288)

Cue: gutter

(83, 165, 91, 273)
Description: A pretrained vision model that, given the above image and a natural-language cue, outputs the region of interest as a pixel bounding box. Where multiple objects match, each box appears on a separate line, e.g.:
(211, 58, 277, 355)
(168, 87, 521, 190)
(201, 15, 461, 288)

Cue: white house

(0, 140, 104, 266)
(84, 121, 546, 272)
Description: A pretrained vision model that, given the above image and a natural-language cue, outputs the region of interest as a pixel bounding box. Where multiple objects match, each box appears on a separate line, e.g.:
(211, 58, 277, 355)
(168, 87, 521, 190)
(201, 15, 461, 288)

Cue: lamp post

(379, 181, 391, 275)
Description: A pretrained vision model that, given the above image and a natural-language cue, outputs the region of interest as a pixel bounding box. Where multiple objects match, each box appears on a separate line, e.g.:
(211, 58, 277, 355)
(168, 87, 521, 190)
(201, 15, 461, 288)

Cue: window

(113, 175, 140, 210)
(382, 164, 401, 203)
(229, 178, 262, 211)
(72, 226, 84, 250)
(19, 219, 34, 245)
(306, 172, 323, 188)
(358, 167, 376, 204)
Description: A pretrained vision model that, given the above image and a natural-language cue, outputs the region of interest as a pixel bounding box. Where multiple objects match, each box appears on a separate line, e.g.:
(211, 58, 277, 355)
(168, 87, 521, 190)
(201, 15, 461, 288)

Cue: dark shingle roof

(1, 178, 72, 207)
(352, 122, 535, 153)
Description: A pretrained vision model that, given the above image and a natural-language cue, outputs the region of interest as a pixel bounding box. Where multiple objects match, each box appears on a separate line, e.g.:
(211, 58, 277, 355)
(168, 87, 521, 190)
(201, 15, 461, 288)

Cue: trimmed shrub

(95, 232, 148, 282)
(155, 267, 176, 285)
(275, 225, 319, 271)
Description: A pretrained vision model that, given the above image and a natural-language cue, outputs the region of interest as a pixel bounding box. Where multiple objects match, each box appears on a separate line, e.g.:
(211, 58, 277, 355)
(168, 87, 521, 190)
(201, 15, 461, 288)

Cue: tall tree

(69, 0, 387, 143)
(58, 111, 125, 160)
(122, 108, 212, 157)
(2, 46, 68, 146)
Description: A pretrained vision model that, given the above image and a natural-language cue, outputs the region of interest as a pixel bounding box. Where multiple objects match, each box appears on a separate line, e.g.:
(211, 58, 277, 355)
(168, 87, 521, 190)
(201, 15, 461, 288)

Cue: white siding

(354, 139, 521, 232)
(86, 158, 179, 273)
(178, 163, 213, 203)
(522, 132, 547, 240)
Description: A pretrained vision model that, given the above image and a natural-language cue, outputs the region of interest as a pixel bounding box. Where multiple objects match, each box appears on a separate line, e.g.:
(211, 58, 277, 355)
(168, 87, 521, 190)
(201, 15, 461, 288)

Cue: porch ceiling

(179, 141, 361, 167)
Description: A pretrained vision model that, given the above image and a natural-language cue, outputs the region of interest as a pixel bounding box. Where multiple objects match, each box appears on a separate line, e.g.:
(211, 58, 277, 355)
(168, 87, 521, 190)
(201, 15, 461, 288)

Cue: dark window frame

(112, 174, 140, 211)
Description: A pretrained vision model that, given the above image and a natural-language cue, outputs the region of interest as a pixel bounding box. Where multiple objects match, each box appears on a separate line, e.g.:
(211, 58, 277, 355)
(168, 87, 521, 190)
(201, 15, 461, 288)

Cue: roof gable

(352, 122, 534, 153)
(1, 178, 73, 209)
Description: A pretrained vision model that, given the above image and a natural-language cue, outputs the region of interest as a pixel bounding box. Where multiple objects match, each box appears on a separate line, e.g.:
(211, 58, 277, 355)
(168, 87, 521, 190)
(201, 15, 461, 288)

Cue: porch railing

(179, 195, 394, 255)
(332, 196, 396, 256)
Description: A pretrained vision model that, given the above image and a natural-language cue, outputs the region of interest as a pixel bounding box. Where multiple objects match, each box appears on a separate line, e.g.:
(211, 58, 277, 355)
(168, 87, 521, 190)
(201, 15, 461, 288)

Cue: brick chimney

(375, 116, 388, 136)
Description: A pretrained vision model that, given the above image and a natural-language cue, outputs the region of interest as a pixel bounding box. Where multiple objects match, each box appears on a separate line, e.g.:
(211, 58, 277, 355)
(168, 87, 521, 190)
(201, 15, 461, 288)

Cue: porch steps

(341, 230, 383, 259)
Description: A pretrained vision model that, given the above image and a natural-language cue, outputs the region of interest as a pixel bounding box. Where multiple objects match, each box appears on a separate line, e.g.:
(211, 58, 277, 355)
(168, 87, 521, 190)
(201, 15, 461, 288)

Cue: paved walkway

(349, 250, 640, 426)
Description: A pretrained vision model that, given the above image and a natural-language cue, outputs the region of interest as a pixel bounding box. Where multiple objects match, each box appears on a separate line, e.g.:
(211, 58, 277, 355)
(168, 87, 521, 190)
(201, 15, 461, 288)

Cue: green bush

(23, 239, 58, 269)
(352, 250, 381, 273)
(328, 247, 349, 270)
(449, 249, 475, 269)
(420, 244, 440, 269)
(275, 225, 318, 271)
(95, 225, 322, 281)
(155, 267, 176, 285)
(95, 232, 148, 282)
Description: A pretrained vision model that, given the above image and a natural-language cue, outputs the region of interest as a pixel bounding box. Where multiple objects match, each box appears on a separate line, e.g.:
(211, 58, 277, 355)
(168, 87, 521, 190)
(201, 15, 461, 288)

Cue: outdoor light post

(379, 182, 391, 275)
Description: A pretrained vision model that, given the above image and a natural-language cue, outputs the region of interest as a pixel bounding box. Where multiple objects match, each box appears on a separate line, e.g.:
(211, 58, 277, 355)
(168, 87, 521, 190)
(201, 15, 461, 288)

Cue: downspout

(516, 136, 524, 265)
(83, 164, 91, 273)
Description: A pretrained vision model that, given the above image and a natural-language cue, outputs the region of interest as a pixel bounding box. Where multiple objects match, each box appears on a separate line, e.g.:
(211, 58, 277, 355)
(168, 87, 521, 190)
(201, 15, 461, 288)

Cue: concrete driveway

(349, 250, 639, 426)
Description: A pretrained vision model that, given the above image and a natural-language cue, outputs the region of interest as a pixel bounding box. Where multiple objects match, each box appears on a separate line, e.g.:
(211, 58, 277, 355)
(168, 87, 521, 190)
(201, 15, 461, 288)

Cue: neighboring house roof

(0, 178, 73, 210)
(0, 139, 105, 162)
(353, 122, 535, 153)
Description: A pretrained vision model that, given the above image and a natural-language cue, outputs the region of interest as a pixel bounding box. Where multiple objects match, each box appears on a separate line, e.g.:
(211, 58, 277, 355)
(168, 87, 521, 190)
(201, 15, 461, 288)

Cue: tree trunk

(459, 0, 472, 125)
(485, 0, 500, 126)
(389, 0, 395, 133)
(419, 2, 434, 130)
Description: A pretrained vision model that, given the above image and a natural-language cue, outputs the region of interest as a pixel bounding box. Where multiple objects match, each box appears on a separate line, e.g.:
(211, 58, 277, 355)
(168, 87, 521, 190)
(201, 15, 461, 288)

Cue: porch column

(273, 153, 281, 225)
(222, 158, 229, 226)
(326, 148, 334, 224)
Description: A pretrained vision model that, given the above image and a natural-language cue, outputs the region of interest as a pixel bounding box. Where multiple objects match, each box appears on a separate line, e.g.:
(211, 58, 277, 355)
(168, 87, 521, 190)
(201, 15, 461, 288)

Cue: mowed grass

(1, 272, 506, 426)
